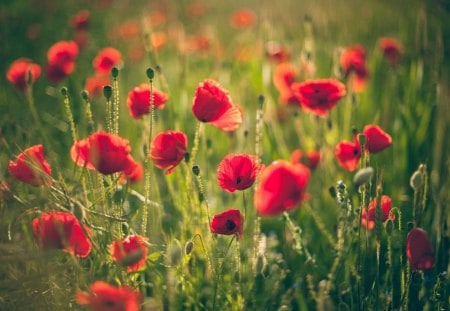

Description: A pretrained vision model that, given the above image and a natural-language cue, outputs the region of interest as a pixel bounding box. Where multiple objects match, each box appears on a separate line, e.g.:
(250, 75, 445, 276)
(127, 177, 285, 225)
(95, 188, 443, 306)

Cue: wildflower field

(1, 0, 449, 310)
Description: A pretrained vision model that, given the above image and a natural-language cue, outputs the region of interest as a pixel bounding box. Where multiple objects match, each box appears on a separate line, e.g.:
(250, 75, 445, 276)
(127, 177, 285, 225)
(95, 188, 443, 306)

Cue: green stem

(190, 122, 203, 165)
(212, 235, 236, 311)
(141, 76, 155, 237)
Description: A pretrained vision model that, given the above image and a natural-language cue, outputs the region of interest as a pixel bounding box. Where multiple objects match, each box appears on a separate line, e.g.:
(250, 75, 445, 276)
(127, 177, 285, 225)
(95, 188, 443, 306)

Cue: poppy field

(1, 0, 449, 310)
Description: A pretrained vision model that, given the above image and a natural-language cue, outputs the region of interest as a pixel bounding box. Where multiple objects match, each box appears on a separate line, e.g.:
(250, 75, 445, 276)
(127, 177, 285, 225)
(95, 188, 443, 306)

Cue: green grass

(0, 0, 449, 310)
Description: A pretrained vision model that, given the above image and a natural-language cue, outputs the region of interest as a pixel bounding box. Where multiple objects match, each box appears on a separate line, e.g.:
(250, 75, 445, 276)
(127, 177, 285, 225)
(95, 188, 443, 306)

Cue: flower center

(225, 220, 236, 231)
(102, 299, 116, 307)
(236, 176, 242, 184)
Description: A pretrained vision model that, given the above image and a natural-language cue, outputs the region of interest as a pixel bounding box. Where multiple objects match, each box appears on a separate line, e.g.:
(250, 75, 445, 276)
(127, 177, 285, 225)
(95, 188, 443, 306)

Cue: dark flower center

(236, 176, 242, 184)
(225, 220, 236, 231)
(353, 148, 359, 156)
(102, 299, 116, 307)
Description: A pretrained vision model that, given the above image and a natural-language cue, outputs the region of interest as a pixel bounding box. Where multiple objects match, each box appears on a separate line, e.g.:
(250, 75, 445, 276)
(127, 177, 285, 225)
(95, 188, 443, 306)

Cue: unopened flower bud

(258, 95, 265, 109)
(111, 67, 119, 78)
(192, 165, 200, 176)
(358, 133, 366, 146)
(146, 67, 155, 80)
(73, 202, 86, 222)
(410, 170, 423, 190)
(167, 241, 182, 266)
(386, 219, 394, 234)
(328, 186, 337, 198)
(185, 241, 194, 255)
(103, 85, 112, 100)
(60, 86, 68, 96)
(353, 167, 374, 186)
(81, 90, 89, 101)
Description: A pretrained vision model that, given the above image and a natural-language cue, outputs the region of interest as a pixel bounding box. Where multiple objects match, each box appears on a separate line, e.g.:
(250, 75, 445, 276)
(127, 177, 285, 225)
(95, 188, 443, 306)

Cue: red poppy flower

(6, 58, 41, 92)
(93, 47, 122, 74)
(192, 79, 242, 131)
(254, 161, 310, 216)
(126, 83, 168, 119)
(217, 154, 263, 192)
(119, 159, 144, 185)
(149, 130, 187, 174)
(361, 195, 395, 230)
(272, 63, 299, 105)
(46, 40, 79, 83)
(340, 44, 369, 93)
(363, 125, 392, 154)
(71, 10, 90, 31)
(71, 131, 134, 175)
(290, 149, 321, 170)
(335, 134, 361, 171)
(210, 209, 243, 236)
(8, 144, 51, 186)
(230, 8, 257, 28)
(85, 74, 111, 98)
(379, 37, 404, 65)
(291, 79, 346, 115)
(265, 41, 290, 63)
(76, 281, 141, 311)
(31, 211, 91, 257)
(110, 235, 148, 272)
(406, 227, 434, 271)
(150, 31, 168, 51)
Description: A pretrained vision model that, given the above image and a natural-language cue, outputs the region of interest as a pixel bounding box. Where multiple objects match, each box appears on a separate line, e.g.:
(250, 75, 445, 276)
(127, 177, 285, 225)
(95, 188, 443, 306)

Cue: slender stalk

(112, 68, 120, 135)
(141, 69, 155, 237)
(81, 91, 95, 134)
(24, 83, 48, 144)
(61, 88, 78, 143)
(193, 165, 211, 229)
(212, 235, 236, 311)
(190, 122, 203, 165)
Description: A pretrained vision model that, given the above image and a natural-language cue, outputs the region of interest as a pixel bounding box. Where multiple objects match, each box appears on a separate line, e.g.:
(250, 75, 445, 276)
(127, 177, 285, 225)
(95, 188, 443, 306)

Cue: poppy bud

(184, 152, 190, 163)
(386, 219, 394, 234)
(328, 185, 337, 198)
(167, 241, 182, 266)
(73, 201, 86, 222)
(81, 90, 89, 101)
(358, 133, 366, 146)
(192, 165, 200, 176)
(60, 86, 68, 96)
(185, 241, 194, 255)
(146, 67, 155, 80)
(258, 95, 265, 108)
(410, 170, 423, 190)
(103, 85, 112, 100)
(111, 67, 119, 78)
(353, 166, 374, 186)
